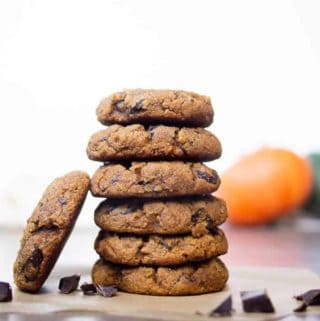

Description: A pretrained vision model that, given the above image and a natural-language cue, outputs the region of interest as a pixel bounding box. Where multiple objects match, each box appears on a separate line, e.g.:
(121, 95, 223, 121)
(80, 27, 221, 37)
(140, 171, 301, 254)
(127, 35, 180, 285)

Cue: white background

(0, 0, 319, 226)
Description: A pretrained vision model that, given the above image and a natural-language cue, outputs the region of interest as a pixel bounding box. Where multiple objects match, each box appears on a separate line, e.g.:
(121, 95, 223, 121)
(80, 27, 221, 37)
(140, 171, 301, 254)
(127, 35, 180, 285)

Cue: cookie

(90, 161, 220, 198)
(13, 171, 90, 293)
(94, 196, 227, 237)
(87, 124, 221, 162)
(96, 89, 213, 127)
(92, 257, 228, 296)
(94, 228, 228, 266)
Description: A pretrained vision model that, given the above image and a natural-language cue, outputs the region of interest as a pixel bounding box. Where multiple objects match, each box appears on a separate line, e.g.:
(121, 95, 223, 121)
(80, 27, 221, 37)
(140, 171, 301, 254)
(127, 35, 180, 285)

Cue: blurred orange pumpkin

(216, 148, 313, 225)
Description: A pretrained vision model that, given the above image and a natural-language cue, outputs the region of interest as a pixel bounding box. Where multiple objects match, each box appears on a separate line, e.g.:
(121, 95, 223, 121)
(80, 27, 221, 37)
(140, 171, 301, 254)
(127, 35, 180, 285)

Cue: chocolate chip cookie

(94, 228, 228, 266)
(13, 171, 90, 293)
(94, 196, 227, 237)
(90, 161, 220, 198)
(87, 124, 221, 162)
(92, 257, 228, 295)
(96, 89, 213, 127)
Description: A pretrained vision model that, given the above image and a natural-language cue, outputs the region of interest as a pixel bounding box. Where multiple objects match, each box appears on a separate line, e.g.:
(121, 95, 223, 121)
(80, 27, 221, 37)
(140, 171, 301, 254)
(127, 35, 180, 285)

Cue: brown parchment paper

(1, 266, 320, 321)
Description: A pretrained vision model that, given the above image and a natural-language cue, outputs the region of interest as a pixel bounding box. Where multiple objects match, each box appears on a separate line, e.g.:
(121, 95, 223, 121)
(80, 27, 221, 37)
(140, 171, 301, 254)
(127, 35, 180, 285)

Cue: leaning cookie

(13, 171, 90, 293)
(90, 161, 220, 198)
(96, 89, 213, 127)
(87, 124, 222, 162)
(94, 228, 228, 266)
(94, 196, 227, 237)
(92, 258, 228, 296)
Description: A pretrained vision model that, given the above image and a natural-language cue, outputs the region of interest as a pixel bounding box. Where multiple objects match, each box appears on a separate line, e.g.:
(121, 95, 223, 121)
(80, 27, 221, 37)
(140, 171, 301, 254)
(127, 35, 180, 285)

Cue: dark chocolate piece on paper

(294, 289, 320, 306)
(240, 289, 275, 313)
(80, 283, 97, 295)
(209, 295, 233, 317)
(59, 274, 80, 294)
(0, 282, 12, 302)
(95, 284, 118, 297)
(294, 289, 320, 312)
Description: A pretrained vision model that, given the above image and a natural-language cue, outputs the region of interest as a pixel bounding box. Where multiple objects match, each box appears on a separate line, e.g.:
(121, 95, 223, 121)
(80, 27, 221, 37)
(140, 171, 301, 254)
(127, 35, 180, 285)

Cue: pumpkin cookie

(90, 161, 220, 198)
(94, 228, 228, 266)
(92, 257, 228, 296)
(13, 171, 90, 293)
(96, 89, 213, 127)
(94, 196, 227, 237)
(87, 124, 221, 162)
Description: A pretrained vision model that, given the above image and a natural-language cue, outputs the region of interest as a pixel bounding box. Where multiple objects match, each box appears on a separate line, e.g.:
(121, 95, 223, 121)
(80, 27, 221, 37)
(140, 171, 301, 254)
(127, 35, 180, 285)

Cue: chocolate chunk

(240, 289, 275, 313)
(80, 283, 97, 295)
(294, 289, 320, 306)
(0, 282, 12, 302)
(99, 136, 107, 142)
(206, 218, 219, 235)
(131, 99, 144, 113)
(294, 289, 320, 312)
(95, 284, 117, 297)
(196, 170, 217, 184)
(191, 209, 201, 223)
(58, 197, 67, 205)
(23, 247, 44, 281)
(209, 295, 233, 317)
(59, 274, 80, 294)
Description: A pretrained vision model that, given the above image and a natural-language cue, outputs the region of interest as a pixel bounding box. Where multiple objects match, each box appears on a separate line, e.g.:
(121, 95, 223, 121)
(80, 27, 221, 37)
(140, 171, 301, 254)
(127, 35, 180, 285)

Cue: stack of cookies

(87, 89, 229, 296)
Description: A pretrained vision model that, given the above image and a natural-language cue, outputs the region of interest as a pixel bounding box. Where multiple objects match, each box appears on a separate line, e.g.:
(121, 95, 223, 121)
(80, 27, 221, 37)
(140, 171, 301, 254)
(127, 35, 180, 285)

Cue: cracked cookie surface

(87, 124, 221, 162)
(94, 196, 227, 237)
(13, 171, 90, 293)
(90, 161, 220, 198)
(92, 257, 228, 295)
(96, 89, 213, 127)
(94, 228, 228, 266)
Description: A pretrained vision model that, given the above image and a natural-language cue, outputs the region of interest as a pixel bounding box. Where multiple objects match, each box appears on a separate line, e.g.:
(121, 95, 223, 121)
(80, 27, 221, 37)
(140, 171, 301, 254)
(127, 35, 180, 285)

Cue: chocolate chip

(209, 295, 233, 317)
(137, 180, 146, 185)
(240, 289, 275, 313)
(80, 283, 97, 295)
(196, 170, 218, 184)
(206, 218, 219, 235)
(23, 247, 43, 281)
(294, 289, 320, 306)
(58, 197, 67, 205)
(131, 99, 144, 113)
(191, 209, 202, 223)
(0, 282, 12, 302)
(294, 289, 320, 312)
(99, 136, 107, 142)
(59, 274, 80, 294)
(95, 284, 117, 297)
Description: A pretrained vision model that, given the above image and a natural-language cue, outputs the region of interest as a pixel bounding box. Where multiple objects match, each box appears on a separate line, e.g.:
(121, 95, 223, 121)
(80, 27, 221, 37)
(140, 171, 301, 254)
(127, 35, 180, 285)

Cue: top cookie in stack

(87, 89, 229, 296)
